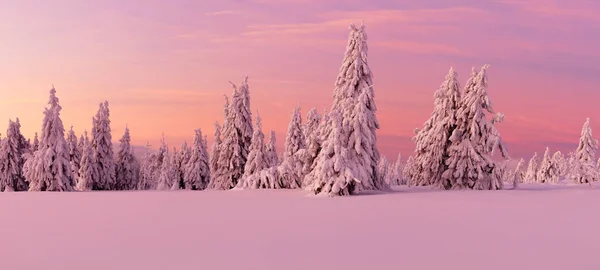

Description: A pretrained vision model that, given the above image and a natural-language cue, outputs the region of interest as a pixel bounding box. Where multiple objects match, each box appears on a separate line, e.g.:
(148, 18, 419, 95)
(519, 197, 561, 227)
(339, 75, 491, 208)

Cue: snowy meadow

(1, 23, 599, 269)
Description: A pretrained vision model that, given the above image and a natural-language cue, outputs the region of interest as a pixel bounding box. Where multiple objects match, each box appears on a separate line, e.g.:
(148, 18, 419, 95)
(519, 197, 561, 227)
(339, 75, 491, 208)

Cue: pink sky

(0, 0, 599, 160)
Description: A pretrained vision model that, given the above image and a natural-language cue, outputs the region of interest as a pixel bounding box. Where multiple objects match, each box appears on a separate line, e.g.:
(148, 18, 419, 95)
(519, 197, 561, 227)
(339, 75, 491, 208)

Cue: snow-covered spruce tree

(173, 141, 191, 189)
(511, 158, 525, 188)
(279, 106, 306, 188)
(412, 67, 462, 187)
(306, 23, 386, 193)
(137, 142, 155, 190)
(238, 113, 270, 187)
(209, 78, 253, 190)
(523, 152, 539, 184)
(183, 128, 210, 190)
(66, 126, 82, 181)
(304, 108, 321, 146)
(552, 151, 567, 180)
(90, 101, 116, 190)
(31, 132, 39, 152)
(536, 147, 557, 183)
(23, 86, 76, 191)
(0, 119, 29, 191)
(572, 118, 598, 184)
(157, 148, 178, 191)
(77, 131, 97, 191)
(265, 130, 278, 167)
(377, 156, 390, 186)
(403, 156, 415, 186)
(115, 126, 140, 190)
(305, 112, 359, 196)
(209, 121, 222, 177)
(442, 65, 509, 190)
(388, 153, 403, 185)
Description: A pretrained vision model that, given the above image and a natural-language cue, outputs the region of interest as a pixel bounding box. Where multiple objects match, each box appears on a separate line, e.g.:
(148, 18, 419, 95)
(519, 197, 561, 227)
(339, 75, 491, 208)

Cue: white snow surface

(1, 184, 599, 270)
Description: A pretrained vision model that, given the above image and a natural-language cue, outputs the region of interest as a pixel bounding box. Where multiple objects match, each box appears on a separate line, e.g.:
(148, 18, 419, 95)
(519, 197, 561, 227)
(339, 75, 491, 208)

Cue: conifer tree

(265, 130, 278, 167)
(403, 156, 415, 186)
(304, 108, 321, 146)
(137, 142, 156, 190)
(442, 65, 509, 190)
(91, 101, 116, 190)
(23, 86, 76, 191)
(305, 112, 359, 196)
(412, 67, 462, 187)
(280, 106, 306, 188)
(572, 118, 598, 184)
(174, 141, 191, 189)
(553, 151, 567, 180)
(184, 128, 210, 190)
(537, 147, 558, 183)
(524, 152, 539, 183)
(115, 126, 139, 190)
(210, 121, 223, 177)
(0, 119, 28, 191)
(66, 126, 82, 181)
(511, 158, 525, 188)
(209, 78, 253, 190)
(388, 153, 403, 185)
(77, 131, 97, 191)
(31, 132, 39, 152)
(305, 23, 386, 195)
(377, 156, 390, 186)
(157, 148, 178, 190)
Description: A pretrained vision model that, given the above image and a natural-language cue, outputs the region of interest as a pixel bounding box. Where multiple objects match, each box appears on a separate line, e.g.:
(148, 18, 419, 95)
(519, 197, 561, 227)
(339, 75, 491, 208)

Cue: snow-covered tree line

(3, 23, 598, 194)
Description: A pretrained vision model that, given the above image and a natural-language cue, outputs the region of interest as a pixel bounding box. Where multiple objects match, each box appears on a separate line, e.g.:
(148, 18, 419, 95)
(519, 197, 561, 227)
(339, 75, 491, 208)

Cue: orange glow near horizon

(0, 0, 599, 160)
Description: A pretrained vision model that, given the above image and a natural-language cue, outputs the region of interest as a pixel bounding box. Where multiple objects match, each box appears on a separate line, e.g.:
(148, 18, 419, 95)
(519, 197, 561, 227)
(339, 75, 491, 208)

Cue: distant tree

(115, 126, 140, 190)
(184, 129, 210, 190)
(572, 118, 598, 184)
(537, 147, 558, 183)
(23, 86, 76, 191)
(553, 151, 568, 180)
(265, 130, 278, 167)
(388, 153, 403, 185)
(91, 101, 116, 190)
(511, 158, 526, 188)
(157, 148, 178, 191)
(377, 156, 390, 186)
(524, 152, 539, 183)
(77, 131, 97, 191)
(280, 106, 306, 188)
(66, 126, 82, 181)
(0, 119, 29, 191)
(31, 132, 39, 152)
(403, 156, 415, 186)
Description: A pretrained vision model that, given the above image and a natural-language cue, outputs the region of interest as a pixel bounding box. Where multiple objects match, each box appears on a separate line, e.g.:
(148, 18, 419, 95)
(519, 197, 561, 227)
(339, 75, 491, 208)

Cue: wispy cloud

(204, 10, 240, 16)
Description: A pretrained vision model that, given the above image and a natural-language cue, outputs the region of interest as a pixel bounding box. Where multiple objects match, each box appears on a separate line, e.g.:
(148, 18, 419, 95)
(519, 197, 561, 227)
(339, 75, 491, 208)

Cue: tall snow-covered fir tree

(23, 86, 76, 191)
(66, 126, 82, 181)
(524, 152, 539, 183)
(537, 147, 558, 183)
(238, 113, 269, 187)
(412, 67, 462, 187)
(209, 78, 254, 190)
(137, 142, 155, 190)
(280, 106, 306, 188)
(115, 126, 139, 190)
(91, 101, 116, 190)
(77, 131, 97, 191)
(305, 23, 386, 195)
(441, 65, 509, 190)
(183, 128, 210, 190)
(0, 119, 29, 191)
(572, 118, 598, 184)
(304, 112, 360, 196)
(265, 130, 278, 167)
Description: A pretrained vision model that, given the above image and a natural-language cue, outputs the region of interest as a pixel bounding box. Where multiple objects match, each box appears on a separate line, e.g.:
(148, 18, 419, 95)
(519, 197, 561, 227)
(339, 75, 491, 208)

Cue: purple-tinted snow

(1, 184, 599, 270)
